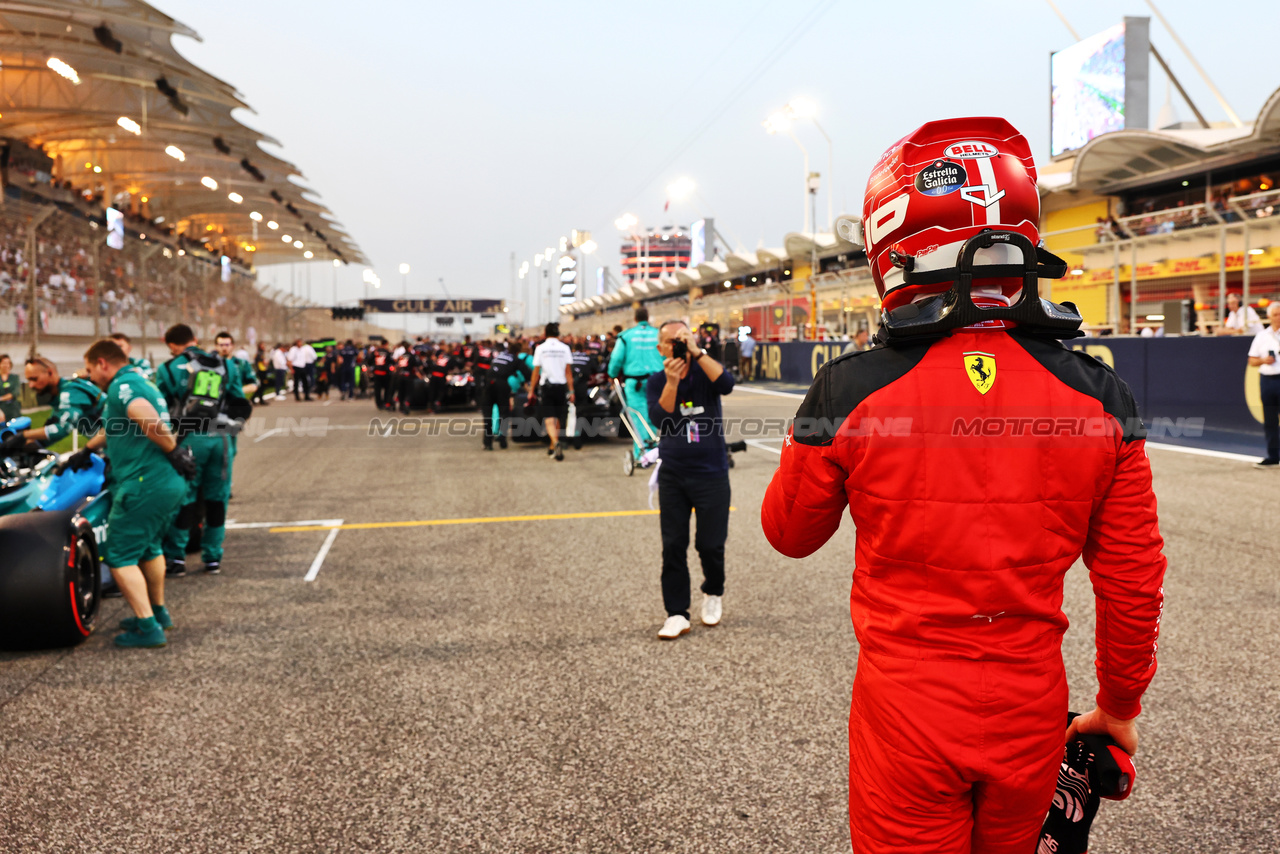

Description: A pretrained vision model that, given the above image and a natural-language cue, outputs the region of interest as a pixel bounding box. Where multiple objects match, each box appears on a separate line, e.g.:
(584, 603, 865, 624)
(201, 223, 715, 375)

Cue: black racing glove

(166, 445, 198, 479)
(57, 447, 97, 475)
(1, 431, 28, 453)
(1038, 712, 1136, 854)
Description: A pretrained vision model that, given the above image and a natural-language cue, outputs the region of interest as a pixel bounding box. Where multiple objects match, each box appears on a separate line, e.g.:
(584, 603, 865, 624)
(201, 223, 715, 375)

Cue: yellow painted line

(269, 507, 736, 533)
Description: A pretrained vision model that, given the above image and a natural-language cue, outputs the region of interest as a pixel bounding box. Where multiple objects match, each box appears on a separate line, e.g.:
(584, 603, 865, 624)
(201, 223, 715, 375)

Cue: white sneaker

(701, 595, 722, 626)
(657, 615, 691, 640)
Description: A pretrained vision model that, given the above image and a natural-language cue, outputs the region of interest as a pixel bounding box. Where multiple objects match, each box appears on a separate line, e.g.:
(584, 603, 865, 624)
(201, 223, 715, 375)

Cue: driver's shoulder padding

(1008, 330, 1145, 442)
(793, 340, 934, 447)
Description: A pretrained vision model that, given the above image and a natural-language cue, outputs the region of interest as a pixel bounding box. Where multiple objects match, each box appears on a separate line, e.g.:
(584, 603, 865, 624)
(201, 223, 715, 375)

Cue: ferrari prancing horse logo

(964, 352, 996, 394)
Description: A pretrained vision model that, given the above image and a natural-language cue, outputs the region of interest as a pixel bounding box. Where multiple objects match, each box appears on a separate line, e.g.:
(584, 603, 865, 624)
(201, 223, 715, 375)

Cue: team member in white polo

(528, 323, 574, 461)
(1249, 302, 1280, 467)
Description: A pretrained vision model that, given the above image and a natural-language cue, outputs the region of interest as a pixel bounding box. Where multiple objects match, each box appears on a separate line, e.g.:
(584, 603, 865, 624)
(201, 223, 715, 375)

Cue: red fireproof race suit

(761, 326, 1166, 854)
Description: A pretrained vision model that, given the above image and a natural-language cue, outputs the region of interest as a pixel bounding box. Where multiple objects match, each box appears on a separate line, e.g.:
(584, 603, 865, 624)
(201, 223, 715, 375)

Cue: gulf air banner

(361, 299, 503, 314)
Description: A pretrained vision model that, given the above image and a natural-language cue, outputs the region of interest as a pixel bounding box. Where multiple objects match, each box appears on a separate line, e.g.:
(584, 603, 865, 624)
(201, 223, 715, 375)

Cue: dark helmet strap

(880, 230, 1083, 341)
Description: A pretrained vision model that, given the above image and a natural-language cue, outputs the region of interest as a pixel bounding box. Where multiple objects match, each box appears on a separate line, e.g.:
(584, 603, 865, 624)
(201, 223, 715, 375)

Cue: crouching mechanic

(158, 324, 249, 576)
(76, 339, 194, 648)
(761, 118, 1167, 853)
(0, 355, 103, 454)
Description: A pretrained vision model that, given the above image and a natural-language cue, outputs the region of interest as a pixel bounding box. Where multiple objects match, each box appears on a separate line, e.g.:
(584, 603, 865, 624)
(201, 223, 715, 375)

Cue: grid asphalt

(1, 387, 1277, 852)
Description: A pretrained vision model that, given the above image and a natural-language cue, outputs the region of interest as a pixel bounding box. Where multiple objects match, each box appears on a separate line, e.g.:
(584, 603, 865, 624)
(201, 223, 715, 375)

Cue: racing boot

(113, 616, 167, 649)
(165, 558, 186, 578)
(120, 605, 173, 632)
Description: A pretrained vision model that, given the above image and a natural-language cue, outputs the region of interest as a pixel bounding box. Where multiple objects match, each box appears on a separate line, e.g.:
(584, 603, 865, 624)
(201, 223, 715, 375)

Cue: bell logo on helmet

(964, 352, 996, 394)
(943, 141, 999, 159)
(866, 193, 911, 253)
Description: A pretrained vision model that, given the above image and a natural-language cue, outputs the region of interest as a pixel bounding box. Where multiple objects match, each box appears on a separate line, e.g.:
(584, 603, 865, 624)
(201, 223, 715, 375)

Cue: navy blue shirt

(646, 359, 735, 476)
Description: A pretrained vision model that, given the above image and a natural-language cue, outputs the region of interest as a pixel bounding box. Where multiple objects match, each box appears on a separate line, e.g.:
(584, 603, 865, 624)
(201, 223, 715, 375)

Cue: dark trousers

(658, 466, 730, 618)
(429, 376, 447, 410)
(293, 366, 312, 400)
(1263, 374, 1280, 461)
(483, 383, 512, 446)
(397, 374, 415, 410)
(373, 374, 392, 409)
(273, 368, 287, 396)
(339, 367, 355, 398)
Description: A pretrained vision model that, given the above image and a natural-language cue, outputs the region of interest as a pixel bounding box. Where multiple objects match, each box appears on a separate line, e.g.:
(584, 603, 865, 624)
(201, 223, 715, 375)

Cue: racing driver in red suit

(761, 117, 1166, 853)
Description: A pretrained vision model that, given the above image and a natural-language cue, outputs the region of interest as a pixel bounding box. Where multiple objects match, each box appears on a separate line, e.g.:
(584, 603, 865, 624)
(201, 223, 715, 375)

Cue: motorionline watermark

(948, 416, 1205, 439)
(83, 413, 1208, 442)
(363, 416, 803, 439)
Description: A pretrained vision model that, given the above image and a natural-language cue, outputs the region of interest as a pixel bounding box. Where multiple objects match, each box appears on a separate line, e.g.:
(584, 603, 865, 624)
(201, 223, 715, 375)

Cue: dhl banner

(1070, 248, 1280, 286)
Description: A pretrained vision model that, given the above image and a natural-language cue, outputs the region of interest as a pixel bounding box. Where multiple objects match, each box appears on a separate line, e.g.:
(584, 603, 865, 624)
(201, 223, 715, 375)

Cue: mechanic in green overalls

(72, 338, 194, 648)
(0, 353, 21, 423)
(156, 324, 249, 576)
(0, 355, 103, 453)
(214, 331, 258, 496)
(109, 332, 154, 382)
(606, 306, 664, 459)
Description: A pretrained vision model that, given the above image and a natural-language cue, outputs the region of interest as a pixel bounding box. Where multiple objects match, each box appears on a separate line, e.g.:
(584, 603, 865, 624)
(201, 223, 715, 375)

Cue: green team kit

(157, 346, 251, 569)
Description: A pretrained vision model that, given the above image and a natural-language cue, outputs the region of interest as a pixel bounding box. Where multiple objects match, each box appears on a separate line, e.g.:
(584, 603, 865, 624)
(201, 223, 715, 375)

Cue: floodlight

(46, 57, 80, 84)
(763, 112, 791, 134)
(787, 97, 818, 119)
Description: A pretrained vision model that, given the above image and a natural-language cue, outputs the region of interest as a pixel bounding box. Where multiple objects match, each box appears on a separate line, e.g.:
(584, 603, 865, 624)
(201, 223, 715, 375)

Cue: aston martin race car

(0, 417, 108, 650)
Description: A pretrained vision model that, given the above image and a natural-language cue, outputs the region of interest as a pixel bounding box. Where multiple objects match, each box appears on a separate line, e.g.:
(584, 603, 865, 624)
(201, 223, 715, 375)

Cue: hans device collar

(879, 230, 1083, 342)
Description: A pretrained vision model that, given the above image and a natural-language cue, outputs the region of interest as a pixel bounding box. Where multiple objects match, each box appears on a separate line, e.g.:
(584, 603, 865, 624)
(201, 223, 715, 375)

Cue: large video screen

(1051, 23, 1127, 157)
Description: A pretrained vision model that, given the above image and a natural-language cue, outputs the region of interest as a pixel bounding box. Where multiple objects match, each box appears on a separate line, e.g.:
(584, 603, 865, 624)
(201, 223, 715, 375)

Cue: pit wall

(750, 336, 1265, 454)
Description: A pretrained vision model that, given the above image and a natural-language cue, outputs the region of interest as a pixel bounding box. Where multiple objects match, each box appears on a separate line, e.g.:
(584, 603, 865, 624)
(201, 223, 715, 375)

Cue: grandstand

(562, 87, 1280, 341)
(1040, 86, 1280, 333)
(0, 0, 369, 347)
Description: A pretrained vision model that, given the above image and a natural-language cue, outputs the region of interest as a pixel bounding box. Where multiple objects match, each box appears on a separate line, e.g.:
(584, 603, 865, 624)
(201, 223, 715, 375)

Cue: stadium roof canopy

(1040, 84, 1280, 197)
(0, 0, 364, 265)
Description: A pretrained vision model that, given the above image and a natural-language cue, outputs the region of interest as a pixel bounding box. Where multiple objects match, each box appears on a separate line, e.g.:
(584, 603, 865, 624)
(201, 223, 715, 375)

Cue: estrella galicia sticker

(915, 159, 967, 197)
(964, 351, 996, 394)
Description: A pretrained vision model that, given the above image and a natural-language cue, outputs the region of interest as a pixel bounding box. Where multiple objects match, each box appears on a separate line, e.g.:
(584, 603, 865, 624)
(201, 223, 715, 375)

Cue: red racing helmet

(862, 117, 1044, 312)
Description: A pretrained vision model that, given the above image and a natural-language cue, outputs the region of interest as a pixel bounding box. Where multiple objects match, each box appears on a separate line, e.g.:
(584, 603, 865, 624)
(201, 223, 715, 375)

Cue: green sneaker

(113, 617, 167, 648)
(119, 606, 173, 632)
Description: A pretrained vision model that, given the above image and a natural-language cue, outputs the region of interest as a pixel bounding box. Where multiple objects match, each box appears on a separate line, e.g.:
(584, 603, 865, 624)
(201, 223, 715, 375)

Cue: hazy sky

(164, 0, 1278, 325)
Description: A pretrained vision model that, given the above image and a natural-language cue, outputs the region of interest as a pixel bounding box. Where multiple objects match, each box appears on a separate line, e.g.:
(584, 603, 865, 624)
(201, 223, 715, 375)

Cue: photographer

(646, 321, 735, 640)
